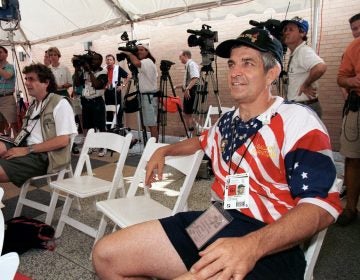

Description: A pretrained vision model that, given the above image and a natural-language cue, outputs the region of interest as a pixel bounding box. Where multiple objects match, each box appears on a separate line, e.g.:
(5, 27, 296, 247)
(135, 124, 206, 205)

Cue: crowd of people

(0, 12, 358, 279)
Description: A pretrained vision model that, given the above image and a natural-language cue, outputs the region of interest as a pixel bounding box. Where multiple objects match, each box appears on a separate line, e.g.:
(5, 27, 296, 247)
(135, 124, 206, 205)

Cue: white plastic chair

(13, 134, 75, 225)
(105, 105, 120, 129)
(0, 252, 20, 280)
(95, 137, 204, 243)
(203, 105, 234, 130)
(303, 178, 343, 280)
(0, 188, 20, 280)
(51, 129, 132, 239)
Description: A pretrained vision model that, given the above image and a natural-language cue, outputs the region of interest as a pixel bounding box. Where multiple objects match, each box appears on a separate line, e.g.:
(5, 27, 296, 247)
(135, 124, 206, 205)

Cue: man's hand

(298, 84, 317, 99)
(183, 88, 191, 100)
(2, 147, 30, 160)
(190, 236, 260, 280)
(145, 147, 166, 186)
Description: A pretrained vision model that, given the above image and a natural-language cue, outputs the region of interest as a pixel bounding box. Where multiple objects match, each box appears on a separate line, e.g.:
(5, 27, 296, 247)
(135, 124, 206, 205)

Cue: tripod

(193, 63, 221, 135)
(158, 62, 189, 143)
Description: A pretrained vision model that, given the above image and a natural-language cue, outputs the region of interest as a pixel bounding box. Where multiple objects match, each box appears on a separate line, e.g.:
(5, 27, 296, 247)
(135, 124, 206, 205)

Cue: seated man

(0, 63, 77, 187)
(92, 28, 342, 280)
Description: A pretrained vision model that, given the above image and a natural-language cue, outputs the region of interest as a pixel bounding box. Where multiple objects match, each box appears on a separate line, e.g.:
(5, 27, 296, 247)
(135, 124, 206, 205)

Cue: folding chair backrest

(203, 105, 235, 130)
(74, 129, 132, 184)
(105, 105, 120, 129)
(126, 137, 204, 214)
(0, 252, 20, 280)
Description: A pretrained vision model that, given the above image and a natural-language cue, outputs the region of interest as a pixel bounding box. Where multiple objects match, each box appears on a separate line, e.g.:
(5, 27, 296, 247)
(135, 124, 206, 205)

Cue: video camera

(249, 19, 285, 51)
(187, 24, 218, 66)
(160, 60, 175, 74)
(72, 51, 93, 68)
(116, 31, 138, 62)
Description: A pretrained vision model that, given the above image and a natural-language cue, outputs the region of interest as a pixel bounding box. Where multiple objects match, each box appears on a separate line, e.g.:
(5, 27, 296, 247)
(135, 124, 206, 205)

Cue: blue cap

(281, 16, 309, 33)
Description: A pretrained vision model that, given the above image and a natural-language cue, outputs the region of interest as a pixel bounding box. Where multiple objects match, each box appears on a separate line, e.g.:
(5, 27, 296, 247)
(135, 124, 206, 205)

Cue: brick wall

(17, 0, 360, 150)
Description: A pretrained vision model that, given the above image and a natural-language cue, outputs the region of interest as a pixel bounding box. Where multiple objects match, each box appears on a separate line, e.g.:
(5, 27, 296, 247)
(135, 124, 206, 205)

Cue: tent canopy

(0, 0, 310, 47)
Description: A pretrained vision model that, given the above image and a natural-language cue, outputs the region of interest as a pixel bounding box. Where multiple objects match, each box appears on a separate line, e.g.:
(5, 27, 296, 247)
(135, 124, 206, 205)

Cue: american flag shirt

(199, 96, 342, 224)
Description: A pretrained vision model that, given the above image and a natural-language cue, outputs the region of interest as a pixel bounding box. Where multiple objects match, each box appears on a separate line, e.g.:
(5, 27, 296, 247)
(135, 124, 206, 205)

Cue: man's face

(0, 48, 8, 62)
(282, 23, 305, 46)
(350, 19, 360, 38)
(227, 46, 270, 103)
(106, 56, 115, 66)
(43, 52, 50, 65)
(24, 72, 48, 98)
(179, 53, 187, 64)
(48, 52, 60, 65)
(137, 46, 148, 60)
(91, 54, 102, 70)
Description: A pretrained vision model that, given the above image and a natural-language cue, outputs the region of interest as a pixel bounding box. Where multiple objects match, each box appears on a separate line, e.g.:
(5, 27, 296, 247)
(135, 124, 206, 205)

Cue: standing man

(104, 54, 130, 128)
(75, 52, 108, 156)
(281, 17, 327, 118)
(336, 19, 360, 226)
(43, 50, 51, 67)
(0, 45, 18, 136)
(93, 28, 341, 279)
(122, 44, 159, 141)
(0, 63, 77, 187)
(176, 50, 200, 133)
(47, 47, 72, 96)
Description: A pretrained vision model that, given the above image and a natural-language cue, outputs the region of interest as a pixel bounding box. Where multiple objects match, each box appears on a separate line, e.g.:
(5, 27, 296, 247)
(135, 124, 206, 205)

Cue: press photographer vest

(22, 93, 72, 173)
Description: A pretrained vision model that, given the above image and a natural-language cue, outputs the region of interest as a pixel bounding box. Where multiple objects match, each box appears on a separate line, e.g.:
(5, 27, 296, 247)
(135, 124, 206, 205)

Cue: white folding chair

(51, 129, 132, 239)
(0, 188, 20, 280)
(0, 252, 20, 280)
(95, 137, 204, 243)
(203, 105, 234, 131)
(303, 178, 343, 280)
(13, 134, 75, 225)
(105, 105, 120, 129)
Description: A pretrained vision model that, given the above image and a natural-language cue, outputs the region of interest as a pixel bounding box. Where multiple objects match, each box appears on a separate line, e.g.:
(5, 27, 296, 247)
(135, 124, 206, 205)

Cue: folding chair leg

(94, 215, 108, 245)
(55, 195, 73, 238)
(45, 190, 60, 225)
(14, 181, 31, 217)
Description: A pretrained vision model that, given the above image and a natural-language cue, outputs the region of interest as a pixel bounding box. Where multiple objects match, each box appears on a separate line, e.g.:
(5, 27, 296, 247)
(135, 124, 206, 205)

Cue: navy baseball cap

(281, 16, 309, 33)
(215, 27, 283, 67)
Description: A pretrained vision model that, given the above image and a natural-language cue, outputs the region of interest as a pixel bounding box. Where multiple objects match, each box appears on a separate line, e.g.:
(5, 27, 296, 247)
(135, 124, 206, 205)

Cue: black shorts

(0, 144, 48, 187)
(159, 210, 306, 279)
(183, 87, 197, 114)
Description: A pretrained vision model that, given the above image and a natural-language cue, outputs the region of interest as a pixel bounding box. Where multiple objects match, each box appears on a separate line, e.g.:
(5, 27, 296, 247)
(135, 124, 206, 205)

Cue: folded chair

(105, 104, 120, 129)
(303, 178, 343, 280)
(95, 137, 204, 243)
(50, 129, 132, 239)
(13, 134, 75, 225)
(203, 105, 234, 131)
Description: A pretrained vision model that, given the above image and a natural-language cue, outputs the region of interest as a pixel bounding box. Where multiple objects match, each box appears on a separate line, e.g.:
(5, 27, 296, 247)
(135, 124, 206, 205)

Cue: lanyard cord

(227, 126, 258, 175)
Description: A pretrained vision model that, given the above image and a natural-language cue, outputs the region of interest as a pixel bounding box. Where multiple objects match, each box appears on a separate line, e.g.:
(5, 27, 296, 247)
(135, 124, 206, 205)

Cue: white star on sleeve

(301, 172, 308, 179)
(294, 162, 299, 169)
(302, 184, 308, 191)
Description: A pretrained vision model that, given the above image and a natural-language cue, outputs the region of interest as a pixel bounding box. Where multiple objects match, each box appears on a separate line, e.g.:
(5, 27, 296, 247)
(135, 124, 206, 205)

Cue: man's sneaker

(72, 144, 80, 155)
(98, 148, 107, 157)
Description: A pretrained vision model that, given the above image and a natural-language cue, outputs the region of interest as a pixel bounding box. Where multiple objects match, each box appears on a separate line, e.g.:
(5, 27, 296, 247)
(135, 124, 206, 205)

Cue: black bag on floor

(3, 216, 56, 254)
(123, 91, 140, 113)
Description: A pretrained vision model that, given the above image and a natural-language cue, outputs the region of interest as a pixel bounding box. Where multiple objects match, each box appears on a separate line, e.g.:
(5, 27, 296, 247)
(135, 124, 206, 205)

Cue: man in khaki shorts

(0, 46, 17, 136)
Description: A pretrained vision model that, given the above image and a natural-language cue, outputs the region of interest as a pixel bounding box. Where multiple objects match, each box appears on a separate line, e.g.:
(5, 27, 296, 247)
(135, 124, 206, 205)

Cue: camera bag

(162, 96, 182, 113)
(3, 216, 56, 254)
(123, 91, 140, 113)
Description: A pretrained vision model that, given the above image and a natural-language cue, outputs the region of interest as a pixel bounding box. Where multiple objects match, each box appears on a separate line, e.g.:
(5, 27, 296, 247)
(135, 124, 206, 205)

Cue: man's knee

(92, 238, 113, 273)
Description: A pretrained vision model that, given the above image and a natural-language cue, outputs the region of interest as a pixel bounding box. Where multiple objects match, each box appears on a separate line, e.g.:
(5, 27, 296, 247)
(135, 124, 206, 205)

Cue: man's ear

(266, 64, 281, 86)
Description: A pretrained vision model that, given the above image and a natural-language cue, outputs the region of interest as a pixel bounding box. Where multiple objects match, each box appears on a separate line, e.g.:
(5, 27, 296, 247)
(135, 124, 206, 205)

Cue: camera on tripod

(249, 19, 285, 50)
(160, 60, 175, 74)
(72, 51, 93, 68)
(116, 31, 138, 62)
(187, 24, 218, 66)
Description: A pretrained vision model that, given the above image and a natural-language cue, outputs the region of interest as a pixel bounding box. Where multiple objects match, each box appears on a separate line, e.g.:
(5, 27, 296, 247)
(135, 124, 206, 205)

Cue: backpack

(3, 216, 56, 254)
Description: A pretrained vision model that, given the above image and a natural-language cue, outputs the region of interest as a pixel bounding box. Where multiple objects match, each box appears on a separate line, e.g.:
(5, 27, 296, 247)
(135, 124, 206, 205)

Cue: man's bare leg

(92, 220, 187, 279)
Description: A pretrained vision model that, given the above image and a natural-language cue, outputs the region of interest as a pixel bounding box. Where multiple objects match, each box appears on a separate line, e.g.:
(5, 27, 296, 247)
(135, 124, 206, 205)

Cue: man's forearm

(29, 135, 71, 153)
(248, 203, 334, 259)
(303, 63, 327, 88)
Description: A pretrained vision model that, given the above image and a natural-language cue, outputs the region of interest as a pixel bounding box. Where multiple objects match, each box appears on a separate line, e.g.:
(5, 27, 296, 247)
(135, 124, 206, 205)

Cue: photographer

(121, 43, 159, 141)
(74, 51, 108, 155)
(176, 50, 200, 133)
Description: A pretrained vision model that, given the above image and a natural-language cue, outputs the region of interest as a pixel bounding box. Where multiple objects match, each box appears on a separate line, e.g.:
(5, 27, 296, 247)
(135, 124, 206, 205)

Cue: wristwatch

(28, 145, 35, 154)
